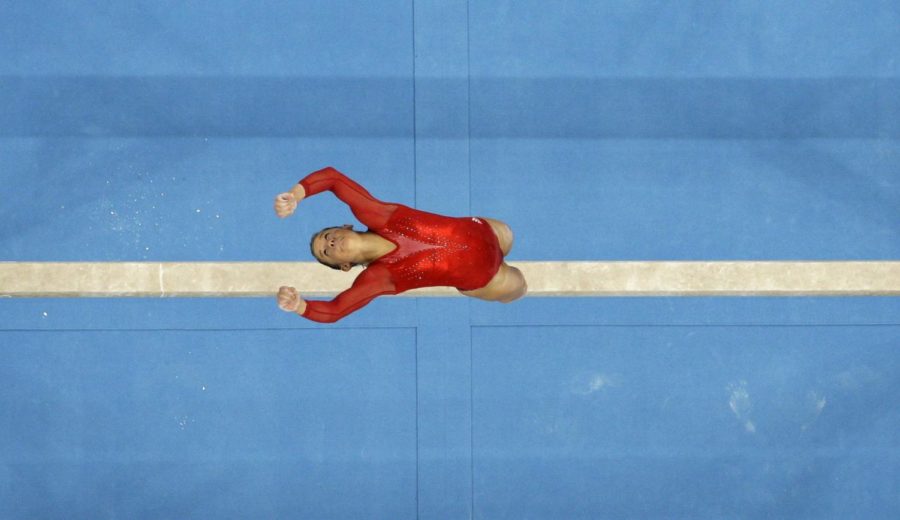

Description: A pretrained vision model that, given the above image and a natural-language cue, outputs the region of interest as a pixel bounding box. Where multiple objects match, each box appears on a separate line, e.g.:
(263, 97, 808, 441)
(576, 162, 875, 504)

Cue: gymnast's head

(310, 224, 359, 272)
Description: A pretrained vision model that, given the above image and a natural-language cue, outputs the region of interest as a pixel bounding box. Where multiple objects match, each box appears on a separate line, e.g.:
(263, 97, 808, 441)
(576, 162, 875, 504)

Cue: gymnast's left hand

(277, 286, 307, 315)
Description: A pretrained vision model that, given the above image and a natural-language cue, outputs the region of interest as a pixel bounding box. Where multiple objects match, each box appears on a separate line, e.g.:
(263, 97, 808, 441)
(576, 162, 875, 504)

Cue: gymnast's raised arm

(273, 166, 396, 229)
(277, 264, 397, 323)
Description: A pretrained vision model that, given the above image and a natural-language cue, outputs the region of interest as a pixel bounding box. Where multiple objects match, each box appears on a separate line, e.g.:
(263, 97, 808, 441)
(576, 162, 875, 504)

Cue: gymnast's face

(314, 225, 356, 271)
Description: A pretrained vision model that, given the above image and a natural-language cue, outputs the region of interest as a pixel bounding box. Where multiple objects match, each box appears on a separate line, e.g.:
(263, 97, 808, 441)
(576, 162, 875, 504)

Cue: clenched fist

(277, 286, 307, 315)
(274, 184, 306, 218)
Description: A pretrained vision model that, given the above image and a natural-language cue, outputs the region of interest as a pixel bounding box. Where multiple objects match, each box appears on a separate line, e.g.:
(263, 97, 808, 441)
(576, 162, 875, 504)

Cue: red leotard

(296, 167, 503, 323)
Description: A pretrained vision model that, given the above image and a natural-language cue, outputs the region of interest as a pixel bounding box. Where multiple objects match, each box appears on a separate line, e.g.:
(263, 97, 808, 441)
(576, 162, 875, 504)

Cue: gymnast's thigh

(457, 262, 510, 301)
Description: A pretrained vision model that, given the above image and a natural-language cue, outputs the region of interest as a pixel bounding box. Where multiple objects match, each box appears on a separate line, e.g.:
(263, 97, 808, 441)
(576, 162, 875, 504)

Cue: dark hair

(310, 227, 343, 271)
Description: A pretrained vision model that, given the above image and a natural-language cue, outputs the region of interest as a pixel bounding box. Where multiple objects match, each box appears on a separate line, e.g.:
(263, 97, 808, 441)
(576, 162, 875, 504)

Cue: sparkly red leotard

(297, 167, 504, 323)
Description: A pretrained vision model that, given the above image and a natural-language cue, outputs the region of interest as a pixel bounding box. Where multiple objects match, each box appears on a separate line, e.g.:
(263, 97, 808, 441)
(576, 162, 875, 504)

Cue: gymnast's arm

(295, 166, 397, 229)
(297, 265, 396, 324)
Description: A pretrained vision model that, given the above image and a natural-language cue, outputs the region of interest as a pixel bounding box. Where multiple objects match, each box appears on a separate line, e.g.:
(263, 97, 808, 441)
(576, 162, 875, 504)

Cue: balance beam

(1, 262, 898, 297)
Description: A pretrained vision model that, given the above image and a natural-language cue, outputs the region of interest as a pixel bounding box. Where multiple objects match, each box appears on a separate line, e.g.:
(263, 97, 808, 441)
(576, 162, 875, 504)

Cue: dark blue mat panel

(0, 1, 411, 76)
(468, 0, 899, 77)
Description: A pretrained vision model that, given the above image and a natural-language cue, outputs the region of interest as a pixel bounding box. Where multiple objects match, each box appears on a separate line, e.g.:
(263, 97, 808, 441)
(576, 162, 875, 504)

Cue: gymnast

(273, 166, 527, 323)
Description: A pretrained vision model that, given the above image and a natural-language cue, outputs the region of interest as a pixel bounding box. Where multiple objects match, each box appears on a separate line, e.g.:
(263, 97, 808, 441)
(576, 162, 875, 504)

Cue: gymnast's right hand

(277, 286, 307, 315)
(274, 184, 306, 218)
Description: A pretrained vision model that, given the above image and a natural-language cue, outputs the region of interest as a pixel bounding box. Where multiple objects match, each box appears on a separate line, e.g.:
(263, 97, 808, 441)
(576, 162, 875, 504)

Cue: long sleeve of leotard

(298, 166, 397, 229)
(300, 264, 397, 323)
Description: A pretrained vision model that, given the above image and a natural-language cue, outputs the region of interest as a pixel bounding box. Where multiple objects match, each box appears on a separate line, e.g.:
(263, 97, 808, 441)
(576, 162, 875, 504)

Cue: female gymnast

(273, 166, 527, 323)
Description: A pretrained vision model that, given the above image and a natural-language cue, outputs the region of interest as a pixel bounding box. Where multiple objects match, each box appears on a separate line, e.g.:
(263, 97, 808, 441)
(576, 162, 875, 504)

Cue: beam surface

(1, 262, 898, 297)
